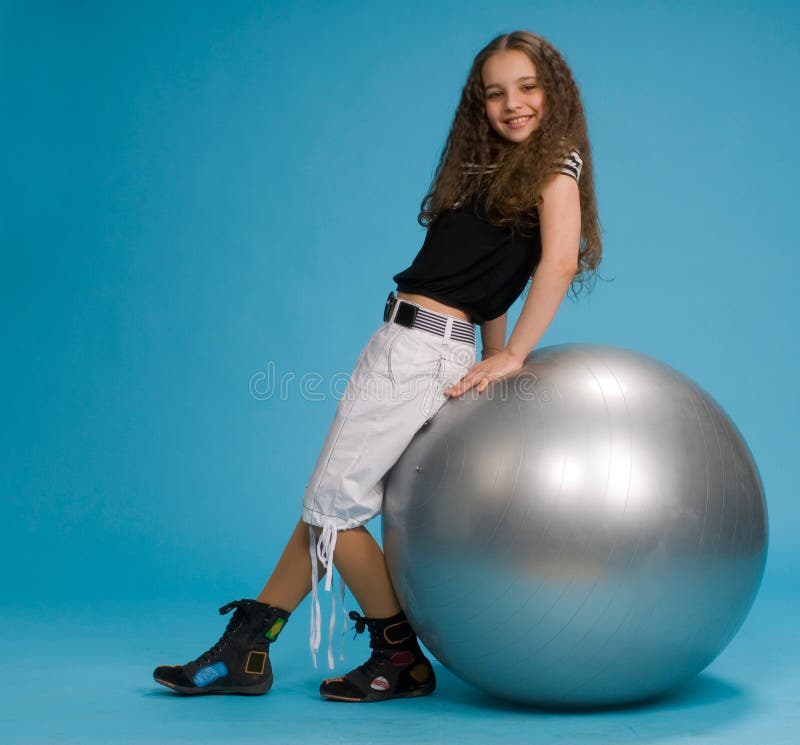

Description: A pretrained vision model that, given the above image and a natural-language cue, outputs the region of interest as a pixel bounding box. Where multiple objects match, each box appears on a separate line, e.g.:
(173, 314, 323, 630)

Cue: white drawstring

(308, 520, 348, 669)
(326, 571, 337, 669)
(316, 520, 338, 592)
(338, 572, 348, 662)
(308, 525, 322, 668)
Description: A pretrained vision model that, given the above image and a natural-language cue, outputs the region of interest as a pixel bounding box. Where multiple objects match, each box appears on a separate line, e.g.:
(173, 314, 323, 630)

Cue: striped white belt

(384, 292, 475, 345)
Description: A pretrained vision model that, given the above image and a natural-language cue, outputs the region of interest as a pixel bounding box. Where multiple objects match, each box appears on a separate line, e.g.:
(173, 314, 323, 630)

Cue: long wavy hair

(419, 31, 602, 292)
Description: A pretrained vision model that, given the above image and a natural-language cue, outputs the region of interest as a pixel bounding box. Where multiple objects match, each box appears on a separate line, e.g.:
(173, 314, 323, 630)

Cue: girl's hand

(444, 348, 526, 397)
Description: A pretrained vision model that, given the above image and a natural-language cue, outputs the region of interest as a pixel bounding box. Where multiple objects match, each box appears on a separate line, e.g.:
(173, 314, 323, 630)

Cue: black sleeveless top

(392, 150, 583, 324)
(392, 195, 540, 324)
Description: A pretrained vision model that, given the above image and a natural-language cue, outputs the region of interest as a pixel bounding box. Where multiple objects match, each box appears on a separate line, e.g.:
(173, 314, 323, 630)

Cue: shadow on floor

(426, 666, 754, 744)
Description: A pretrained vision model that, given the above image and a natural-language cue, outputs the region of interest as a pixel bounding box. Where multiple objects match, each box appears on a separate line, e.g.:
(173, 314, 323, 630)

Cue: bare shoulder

(540, 171, 580, 200)
(539, 172, 580, 217)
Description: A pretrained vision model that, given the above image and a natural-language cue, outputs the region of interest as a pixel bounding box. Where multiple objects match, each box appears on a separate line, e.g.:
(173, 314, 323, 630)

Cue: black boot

(319, 610, 436, 702)
(153, 599, 290, 695)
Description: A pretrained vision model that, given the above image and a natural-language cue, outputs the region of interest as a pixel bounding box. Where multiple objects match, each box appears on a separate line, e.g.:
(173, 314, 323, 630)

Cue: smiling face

(481, 49, 546, 143)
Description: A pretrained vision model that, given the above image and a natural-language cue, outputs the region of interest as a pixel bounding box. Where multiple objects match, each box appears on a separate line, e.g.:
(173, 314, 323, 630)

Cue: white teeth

(506, 116, 531, 125)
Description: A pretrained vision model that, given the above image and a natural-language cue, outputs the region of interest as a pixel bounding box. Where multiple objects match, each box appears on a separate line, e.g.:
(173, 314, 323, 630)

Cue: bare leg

(257, 517, 322, 612)
(257, 518, 400, 619)
(329, 525, 402, 618)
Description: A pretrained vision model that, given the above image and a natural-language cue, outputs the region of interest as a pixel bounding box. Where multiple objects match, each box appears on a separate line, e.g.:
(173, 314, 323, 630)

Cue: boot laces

(348, 611, 394, 679)
(193, 600, 249, 666)
(349, 610, 369, 638)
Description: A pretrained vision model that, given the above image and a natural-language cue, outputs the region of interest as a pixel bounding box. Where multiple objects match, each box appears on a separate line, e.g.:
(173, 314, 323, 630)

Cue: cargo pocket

(420, 355, 444, 421)
(420, 354, 473, 421)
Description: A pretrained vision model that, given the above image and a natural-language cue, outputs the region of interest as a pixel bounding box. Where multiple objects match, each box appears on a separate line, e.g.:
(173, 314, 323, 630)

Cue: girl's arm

(480, 313, 507, 359)
(445, 173, 581, 396)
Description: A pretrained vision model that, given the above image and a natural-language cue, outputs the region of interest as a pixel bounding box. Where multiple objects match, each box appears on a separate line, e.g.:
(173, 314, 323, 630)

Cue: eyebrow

(484, 76, 538, 90)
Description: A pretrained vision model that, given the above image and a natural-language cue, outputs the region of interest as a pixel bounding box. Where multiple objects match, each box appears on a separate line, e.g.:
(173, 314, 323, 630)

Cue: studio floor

(4, 576, 798, 745)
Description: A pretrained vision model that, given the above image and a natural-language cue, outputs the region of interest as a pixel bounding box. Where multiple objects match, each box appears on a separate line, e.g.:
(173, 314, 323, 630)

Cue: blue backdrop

(2, 2, 798, 743)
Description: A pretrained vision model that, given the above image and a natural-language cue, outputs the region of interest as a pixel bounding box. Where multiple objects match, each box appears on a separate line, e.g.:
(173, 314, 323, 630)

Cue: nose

(504, 93, 522, 111)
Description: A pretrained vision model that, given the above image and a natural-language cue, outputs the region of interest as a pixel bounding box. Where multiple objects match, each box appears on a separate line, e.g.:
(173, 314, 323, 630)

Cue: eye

(486, 90, 502, 99)
(522, 84, 537, 91)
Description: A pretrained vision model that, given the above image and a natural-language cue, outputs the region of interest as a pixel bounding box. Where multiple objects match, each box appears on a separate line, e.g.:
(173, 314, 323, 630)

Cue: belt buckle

(394, 301, 417, 328)
(383, 292, 396, 322)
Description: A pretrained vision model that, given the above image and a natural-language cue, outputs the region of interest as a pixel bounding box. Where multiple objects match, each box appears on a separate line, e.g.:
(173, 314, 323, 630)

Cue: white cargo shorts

(300, 299, 476, 667)
(302, 315, 476, 530)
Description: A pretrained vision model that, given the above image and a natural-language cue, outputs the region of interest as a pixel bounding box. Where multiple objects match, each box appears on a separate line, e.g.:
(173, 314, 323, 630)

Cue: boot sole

(320, 682, 436, 703)
(154, 676, 272, 696)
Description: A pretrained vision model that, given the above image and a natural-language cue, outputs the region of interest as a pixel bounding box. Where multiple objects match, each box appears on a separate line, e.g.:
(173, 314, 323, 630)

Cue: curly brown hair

(419, 31, 602, 292)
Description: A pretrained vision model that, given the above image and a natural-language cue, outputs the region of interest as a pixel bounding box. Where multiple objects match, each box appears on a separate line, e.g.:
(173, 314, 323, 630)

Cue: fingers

(443, 380, 467, 397)
(445, 370, 502, 397)
(444, 375, 473, 397)
(444, 355, 522, 398)
(444, 367, 480, 397)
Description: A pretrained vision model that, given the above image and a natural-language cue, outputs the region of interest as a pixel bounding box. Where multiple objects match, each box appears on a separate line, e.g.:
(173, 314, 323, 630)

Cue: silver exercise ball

(383, 344, 767, 707)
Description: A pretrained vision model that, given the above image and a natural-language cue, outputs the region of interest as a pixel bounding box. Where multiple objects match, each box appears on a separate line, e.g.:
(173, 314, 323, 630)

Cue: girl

(153, 29, 602, 703)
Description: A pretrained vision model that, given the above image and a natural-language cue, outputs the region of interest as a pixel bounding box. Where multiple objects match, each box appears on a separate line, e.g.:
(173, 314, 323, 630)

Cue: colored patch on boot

(384, 621, 412, 645)
(265, 617, 285, 642)
(244, 650, 267, 675)
(370, 676, 391, 691)
(409, 663, 430, 683)
(192, 662, 228, 688)
(390, 650, 416, 667)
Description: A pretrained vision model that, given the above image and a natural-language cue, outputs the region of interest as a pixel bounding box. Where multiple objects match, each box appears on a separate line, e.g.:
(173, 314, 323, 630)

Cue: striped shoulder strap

(555, 149, 583, 182)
